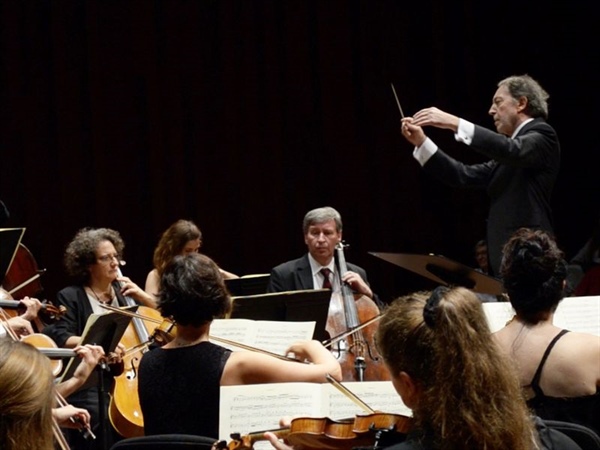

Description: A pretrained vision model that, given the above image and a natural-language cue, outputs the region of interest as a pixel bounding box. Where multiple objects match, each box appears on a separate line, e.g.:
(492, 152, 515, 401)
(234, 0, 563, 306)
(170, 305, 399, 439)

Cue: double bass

(325, 243, 389, 382)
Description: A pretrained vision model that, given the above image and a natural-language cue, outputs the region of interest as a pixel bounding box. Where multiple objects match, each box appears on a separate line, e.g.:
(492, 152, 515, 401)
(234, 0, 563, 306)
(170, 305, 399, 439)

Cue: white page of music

(209, 319, 315, 355)
(219, 381, 411, 443)
(482, 302, 515, 333)
(553, 296, 599, 336)
(483, 296, 599, 336)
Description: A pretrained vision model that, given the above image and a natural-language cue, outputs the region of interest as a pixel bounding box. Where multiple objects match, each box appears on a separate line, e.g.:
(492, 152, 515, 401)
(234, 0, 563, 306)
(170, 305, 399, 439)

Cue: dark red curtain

(1, 0, 597, 303)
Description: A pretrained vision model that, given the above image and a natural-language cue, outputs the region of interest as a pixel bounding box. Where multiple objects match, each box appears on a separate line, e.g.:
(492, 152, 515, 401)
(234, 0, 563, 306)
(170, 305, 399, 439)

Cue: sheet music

(483, 296, 600, 336)
(209, 319, 315, 355)
(221, 383, 322, 435)
(219, 381, 411, 442)
(482, 302, 515, 332)
(325, 381, 412, 418)
(553, 296, 600, 336)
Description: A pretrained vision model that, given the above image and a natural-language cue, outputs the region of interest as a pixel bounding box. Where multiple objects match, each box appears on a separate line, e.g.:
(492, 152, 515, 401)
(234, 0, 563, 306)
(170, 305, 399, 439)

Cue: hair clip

(423, 286, 448, 328)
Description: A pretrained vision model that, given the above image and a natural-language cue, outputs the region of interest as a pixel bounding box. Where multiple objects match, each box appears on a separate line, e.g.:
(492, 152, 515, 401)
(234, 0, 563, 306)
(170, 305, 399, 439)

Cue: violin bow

(325, 373, 375, 413)
(6, 272, 44, 296)
(208, 334, 303, 363)
(0, 307, 20, 340)
(99, 303, 162, 323)
(55, 391, 96, 440)
(321, 314, 382, 349)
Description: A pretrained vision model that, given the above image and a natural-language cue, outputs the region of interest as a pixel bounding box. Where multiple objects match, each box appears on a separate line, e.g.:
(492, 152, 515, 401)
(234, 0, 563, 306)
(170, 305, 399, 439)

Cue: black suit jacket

(423, 118, 560, 276)
(266, 253, 383, 307)
(43, 284, 128, 348)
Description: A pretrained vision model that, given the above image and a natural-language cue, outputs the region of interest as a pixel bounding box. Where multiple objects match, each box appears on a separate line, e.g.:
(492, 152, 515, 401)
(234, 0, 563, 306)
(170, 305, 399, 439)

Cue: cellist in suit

(266, 206, 380, 306)
(401, 74, 560, 277)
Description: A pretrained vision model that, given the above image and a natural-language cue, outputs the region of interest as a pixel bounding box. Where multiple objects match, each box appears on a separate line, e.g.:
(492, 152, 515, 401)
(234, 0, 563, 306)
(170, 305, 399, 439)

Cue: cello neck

(115, 268, 151, 342)
(115, 267, 137, 307)
(335, 242, 361, 330)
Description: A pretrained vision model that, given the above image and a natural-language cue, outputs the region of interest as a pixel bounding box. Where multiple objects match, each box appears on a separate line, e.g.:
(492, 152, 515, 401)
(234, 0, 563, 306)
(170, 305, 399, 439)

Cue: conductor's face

(488, 85, 521, 136)
(304, 219, 342, 266)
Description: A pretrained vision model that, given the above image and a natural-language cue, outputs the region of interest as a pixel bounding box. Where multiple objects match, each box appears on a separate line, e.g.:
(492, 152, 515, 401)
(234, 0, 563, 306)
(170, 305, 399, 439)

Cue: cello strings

(321, 314, 382, 348)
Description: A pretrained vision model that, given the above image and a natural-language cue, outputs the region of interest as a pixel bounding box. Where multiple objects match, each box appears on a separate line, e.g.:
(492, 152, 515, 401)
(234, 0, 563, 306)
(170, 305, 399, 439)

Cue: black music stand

(0, 227, 25, 284)
(229, 289, 332, 342)
(60, 309, 133, 450)
(369, 252, 505, 295)
(225, 274, 270, 296)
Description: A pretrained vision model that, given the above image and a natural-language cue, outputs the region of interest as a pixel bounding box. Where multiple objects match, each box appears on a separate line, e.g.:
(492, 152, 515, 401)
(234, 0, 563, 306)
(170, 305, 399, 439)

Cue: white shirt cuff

(455, 118, 475, 145)
(413, 137, 438, 166)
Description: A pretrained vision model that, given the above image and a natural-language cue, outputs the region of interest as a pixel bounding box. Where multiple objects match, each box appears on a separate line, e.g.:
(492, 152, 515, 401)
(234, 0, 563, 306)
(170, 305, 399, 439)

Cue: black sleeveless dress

(526, 329, 600, 436)
(138, 341, 231, 438)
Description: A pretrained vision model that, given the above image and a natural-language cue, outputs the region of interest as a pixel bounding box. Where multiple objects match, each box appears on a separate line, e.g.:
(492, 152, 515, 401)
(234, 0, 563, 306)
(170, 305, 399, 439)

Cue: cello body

(325, 244, 389, 382)
(108, 291, 163, 437)
(1, 243, 45, 299)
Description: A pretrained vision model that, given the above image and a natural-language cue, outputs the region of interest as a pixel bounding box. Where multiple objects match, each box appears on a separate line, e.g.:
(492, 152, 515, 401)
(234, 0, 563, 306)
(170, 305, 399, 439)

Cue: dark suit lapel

(295, 254, 314, 290)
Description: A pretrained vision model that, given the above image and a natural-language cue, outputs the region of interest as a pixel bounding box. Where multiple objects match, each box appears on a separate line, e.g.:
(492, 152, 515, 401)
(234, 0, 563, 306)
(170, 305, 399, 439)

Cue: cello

(1, 243, 46, 299)
(1, 243, 65, 331)
(108, 268, 164, 438)
(326, 243, 389, 382)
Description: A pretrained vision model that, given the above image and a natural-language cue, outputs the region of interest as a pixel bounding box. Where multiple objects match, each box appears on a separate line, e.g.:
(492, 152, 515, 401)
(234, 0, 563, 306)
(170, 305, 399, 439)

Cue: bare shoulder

(562, 331, 600, 354)
(552, 332, 600, 375)
(144, 269, 159, 292)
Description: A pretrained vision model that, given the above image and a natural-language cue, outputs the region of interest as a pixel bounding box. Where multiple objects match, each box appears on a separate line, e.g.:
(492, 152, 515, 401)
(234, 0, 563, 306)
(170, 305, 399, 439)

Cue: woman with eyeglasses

(42, 227, 154, 450)
(144, 219, 238, 299)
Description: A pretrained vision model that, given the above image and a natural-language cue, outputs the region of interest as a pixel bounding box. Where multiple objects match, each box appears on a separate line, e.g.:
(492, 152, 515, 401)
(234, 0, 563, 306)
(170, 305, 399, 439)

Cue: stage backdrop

(1, 0, 597, 303)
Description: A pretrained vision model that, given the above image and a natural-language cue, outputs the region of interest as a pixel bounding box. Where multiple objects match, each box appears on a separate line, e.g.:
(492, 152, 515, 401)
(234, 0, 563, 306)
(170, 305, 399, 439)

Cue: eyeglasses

(97, 254, 120, 264)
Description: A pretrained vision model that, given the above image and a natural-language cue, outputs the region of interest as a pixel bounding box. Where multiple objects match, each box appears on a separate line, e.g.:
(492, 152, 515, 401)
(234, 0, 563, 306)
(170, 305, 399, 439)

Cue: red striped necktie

(320, 268, 332, 289)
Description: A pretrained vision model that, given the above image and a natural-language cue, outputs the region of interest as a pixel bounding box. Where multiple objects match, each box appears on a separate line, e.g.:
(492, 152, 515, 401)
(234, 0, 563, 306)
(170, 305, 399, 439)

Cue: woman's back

(495, 321, 600, 437)
(495, 323, 600, 398)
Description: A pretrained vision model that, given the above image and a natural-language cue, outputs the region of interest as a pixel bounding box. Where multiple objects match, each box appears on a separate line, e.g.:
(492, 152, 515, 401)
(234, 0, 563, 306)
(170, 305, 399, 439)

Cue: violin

(0, 308, 95, 445)
(226, 412, 411, 450)
(226, 372, 411, 450)
(326, 243, 389, 382)
(0, 294, 66, 322)
(21, 332, 68, 377)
